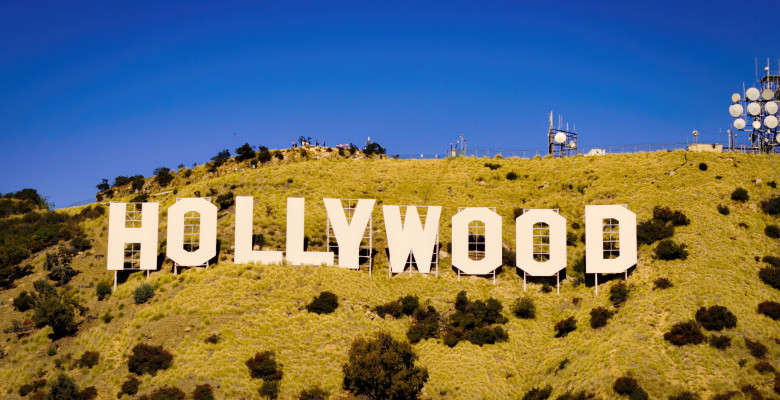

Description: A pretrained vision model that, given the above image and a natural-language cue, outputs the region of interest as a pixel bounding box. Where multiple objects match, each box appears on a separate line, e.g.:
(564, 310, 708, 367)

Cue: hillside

(1, 149, 779, 399)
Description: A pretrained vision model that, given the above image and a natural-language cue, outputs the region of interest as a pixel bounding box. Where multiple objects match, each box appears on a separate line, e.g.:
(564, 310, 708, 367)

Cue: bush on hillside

(70, 234, 91, 251)
(731, 187, 749, 202)
(18, 378, 46, 396)
(590, 307, 615, 329)
(121, 376, 141, 396)
(257, 146, 272, 164)
(192, 384, 215, 400)
(698, 162, 707, 171)
(506, 171, 518, 180)
(757, 301, 780, 320)
(653, 277, 673, 290)
(128, 343, 173, 375)
(637, 219, 675, 245)
(374, 300, 403, 318)
(555, 391, 595, 400)
(400, 295, 420, 316)
(138, 387, 186, 400)
(306, 291, 338, 314)
(761, 196, 780, 215)
(511, 297, 536, 319)
(31, 280, 80, 338)
(77, 351, 99, 368)
(763, 255, 780, 268)
(609, 281, 629, 306)
(709, 335, 732, 350)
(717, 204, 730, 215)
(521, 385, 552, 400)
(236, 143, 255, 161)
(652, 206, 690, 226)
(131, 193, 150, 202)
(298, 386, 328, 400)
(669, 391, 701, 400)
(342, 332, 428, 400)
(216, 192, 235, 210)
(154, 167, 173, 187)
(48, 263, 78, 285)
(48, 373, 80, 400)
(664, 321, 704, 346)
(613, 376, 646, 399)
(246, 350, 283, 381)
(259, 381, 280, 399)
(484, 162, 501, 170)
(754, 361, 775, 374)
(554, 317, 577, 338)
(745, 338, 767, 358)
(134, 283, 155, 304)
(96, 281, 111, 301)
(363, 142, 386, 156)
(407, 305, 440, 344)
(654, 240, 688, 260)
(13, 290, 35, 312)
(695, 306, 737, 331)
(443, 291, 509, 346)
(758, 266, 780, 290)
(765, 224, 780, 238)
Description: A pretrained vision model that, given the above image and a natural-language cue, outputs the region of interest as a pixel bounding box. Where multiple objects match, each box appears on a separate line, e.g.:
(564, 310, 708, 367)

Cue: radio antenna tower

(547, 111, 578, 157)
(727, 58, 780, 153)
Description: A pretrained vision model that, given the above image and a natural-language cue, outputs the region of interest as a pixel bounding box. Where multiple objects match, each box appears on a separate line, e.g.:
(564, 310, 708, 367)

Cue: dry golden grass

(1, 150, 779, 399)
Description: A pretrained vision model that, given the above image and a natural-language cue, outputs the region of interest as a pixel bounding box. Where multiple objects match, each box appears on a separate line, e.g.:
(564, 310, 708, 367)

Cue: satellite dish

(776, 133, 780, 143)
(747, 102, 761, 116)
(746, 87, 760, 101)
(729, 104, 743, 117)
(765, 115, 779, 129)
(762, 89, 774, 101)
(734, 118, 746, 129)
(568, 141, 576, 149)
(731, 93, 741, 103)
(765, 101, 778, 115)
(752, 120, 762, 129)
(554, 132, 566, 144)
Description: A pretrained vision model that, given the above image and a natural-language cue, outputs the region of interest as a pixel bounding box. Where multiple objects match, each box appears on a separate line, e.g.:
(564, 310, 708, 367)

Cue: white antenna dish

(765, 101, 778, 115)
(746, 87, 760, 101)
(765, 115, 779, 129)
(729, 104, 743, 118)
(776, 133, 780, 143)
(762, 89, 774, 101)
(568, 141, 576, 149)
(731, 93, 741, 103)
(752, 120, 762, 129)
(733, 118, 746, 129)
(554, 132, 566, 144)
(747, 102, 761, 116)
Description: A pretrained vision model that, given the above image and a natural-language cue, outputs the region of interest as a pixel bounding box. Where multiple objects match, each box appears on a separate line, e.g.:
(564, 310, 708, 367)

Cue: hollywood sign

(106, 197, 636, 279)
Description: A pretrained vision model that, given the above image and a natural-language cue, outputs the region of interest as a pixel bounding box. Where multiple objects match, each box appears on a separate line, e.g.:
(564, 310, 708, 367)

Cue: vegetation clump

(664, 321, 704, 346)
(653, 277, 673, 290)
(216, 191, 235, 210)
(760, 196, 780, 215)
(731, 187, 749, 202)
(246, 350, 283, 399)
(306, 291, 339, 314)
(29, 279, 82, 339)
(554, 317, 577, 338)
(484, 162, 501, 170)
(511, 297, 536, 319)
(374, 295, 420, 318)
(555, 391, 595, 400)
(765, 224, 780, 238)
(154, 167, 174, 187)
(698, 162, 707, 171)
(609, 281, 629, 306)
(669, 391, 701, 400)
(96, 281, 111, 300)
(192, 384, 215, 400)
(652, 205, 690, 226)
(613, 376, 648, 399)
(441, 291, 508, 347)
(506, 171, 518, 180)
(128, 343, 173, 375)
(590, 307, 615, 328)
(342, 332, 428, 400)
(134, 283, 155, 304)
(745, 338, 767, 358)
(47, 373, 81, 400)
(121, 376, 141, 396)
(77, 350, 99, 368)
(695, 305, 737, 331)
(298, 386, 328, 400)
(754, 361, 775, 374)
(757, 301, 780, 320)
(717, 204, 730, 215)
(708, 335, 732, 350)
(654, 240, 688, 260)
(407, 305, 440, 344)
(758, 264, 780, 290)
(521, 385, 552, 400)
(138, 386, 187, 400)
(18, 378, 46, 396)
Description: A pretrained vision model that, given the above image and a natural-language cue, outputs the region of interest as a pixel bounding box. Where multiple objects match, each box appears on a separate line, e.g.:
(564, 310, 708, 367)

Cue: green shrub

(695, 305, 737, 331)
(653, 277, 673, 290)
(77, 350, 99, 368)
(363, 142, 386, 156)
(745, 338, 767, 358)
(664, 321, 703, 346)
(731, 187, 749, 202)
(609, 281, 629, 306)
(18, 378, 46, 396)
(407, 305, 440, 344)
(708, 335, 731, 350)
(215, 192, 235, 210)
(613, 376, 641, 395)
(760, 196, 780, 215)
(246, 350, 283, 381)
(131, 193, 150, 202)
(652, 206, 690, 226)
(637, 219, 674, 245)
(31, 281, 79, 338)
(134, 283, 155, 304)
(138, 387, 186, 400)
(306, 291, 338, 314)
(443, 292, 508, 346)
(121, 376, 140, 395)
(80, 386, 98, 400)
(654, 240, 688, 260)
(521, 385, 552, 400)
(717, 204, 730, 215)
(511, 297, 536, 319)
(765, 224, 780, 238)
(48, 263, 78, 285)
(554, 317, 577, 337)
(70, 234, 91, 251)
(763, 255, 780, 268)
(754, 361, 775, 374)
(257, 146, 272, 164)
(192, 384, 215, 400)
(506, 171, 518, 180)
(128, 343, 173, 375)
(299, 386, 328, 400)
(484, 162, 501, 170)
(96, 281, 111, 301)
(758, 266, 780, 290)
(259, 380, 280, 399)
(555, 391, 595, 400)
(399, 295, 420, 316)
(698, 162, 707, 171)
(205, 333, 221, 344)
(590, 307, 615, 328)
(342, 331, 428, 400)
(757, 301, 780, 320)
(101, 312, 114, 323)
(154, 167, 174, 187)
(669, 391, 700, 400)
(13, 290, 35, 312)
(48, 373, 80, 400)
(236, 143, 256, 161)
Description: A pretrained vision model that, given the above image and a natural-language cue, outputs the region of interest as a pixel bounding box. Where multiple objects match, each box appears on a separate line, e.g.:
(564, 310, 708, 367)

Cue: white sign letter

(451, 207, 502, 275)
(585, 205, 637, 274)
(383, 205, 441, 273)
(516, 209, 567, 276)
(234, 196, 283, 264)
(286, 197, 335, 266)
(167, 198, 217, 266)
(107, 203, 159, 270)
(324, 198, 375, 269)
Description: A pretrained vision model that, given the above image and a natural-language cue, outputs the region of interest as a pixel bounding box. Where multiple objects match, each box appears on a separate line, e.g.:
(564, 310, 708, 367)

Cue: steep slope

(1, 150, 779, 399)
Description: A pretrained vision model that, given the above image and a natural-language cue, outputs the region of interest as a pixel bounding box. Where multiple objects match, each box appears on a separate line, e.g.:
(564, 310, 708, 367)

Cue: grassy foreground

(1, 149, 779, 399)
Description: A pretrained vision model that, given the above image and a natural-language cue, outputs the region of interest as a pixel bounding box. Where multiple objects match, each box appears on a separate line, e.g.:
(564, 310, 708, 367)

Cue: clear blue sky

(1, 1, 777, 207)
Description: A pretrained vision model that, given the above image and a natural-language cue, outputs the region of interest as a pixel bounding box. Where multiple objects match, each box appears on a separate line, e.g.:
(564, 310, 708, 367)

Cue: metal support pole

(594, 274, 598, 295)
(557, 271, 560, 295)
(523, 271, 526, 292)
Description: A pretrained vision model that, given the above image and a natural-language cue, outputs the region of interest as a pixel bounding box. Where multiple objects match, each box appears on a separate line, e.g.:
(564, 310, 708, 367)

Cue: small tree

(48, 373, 80, 400)
(363, 142, 386, 156)
(236, 143, 256, 161)
(96, 179, 110, 192)
(96, 281, 111, 301)
(257, 146, 272, 164)
(154, 167, 173, 187)
(343, 332, 428, 400)
(216, 192, 235, 210)
(134, 283, 155, 304)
